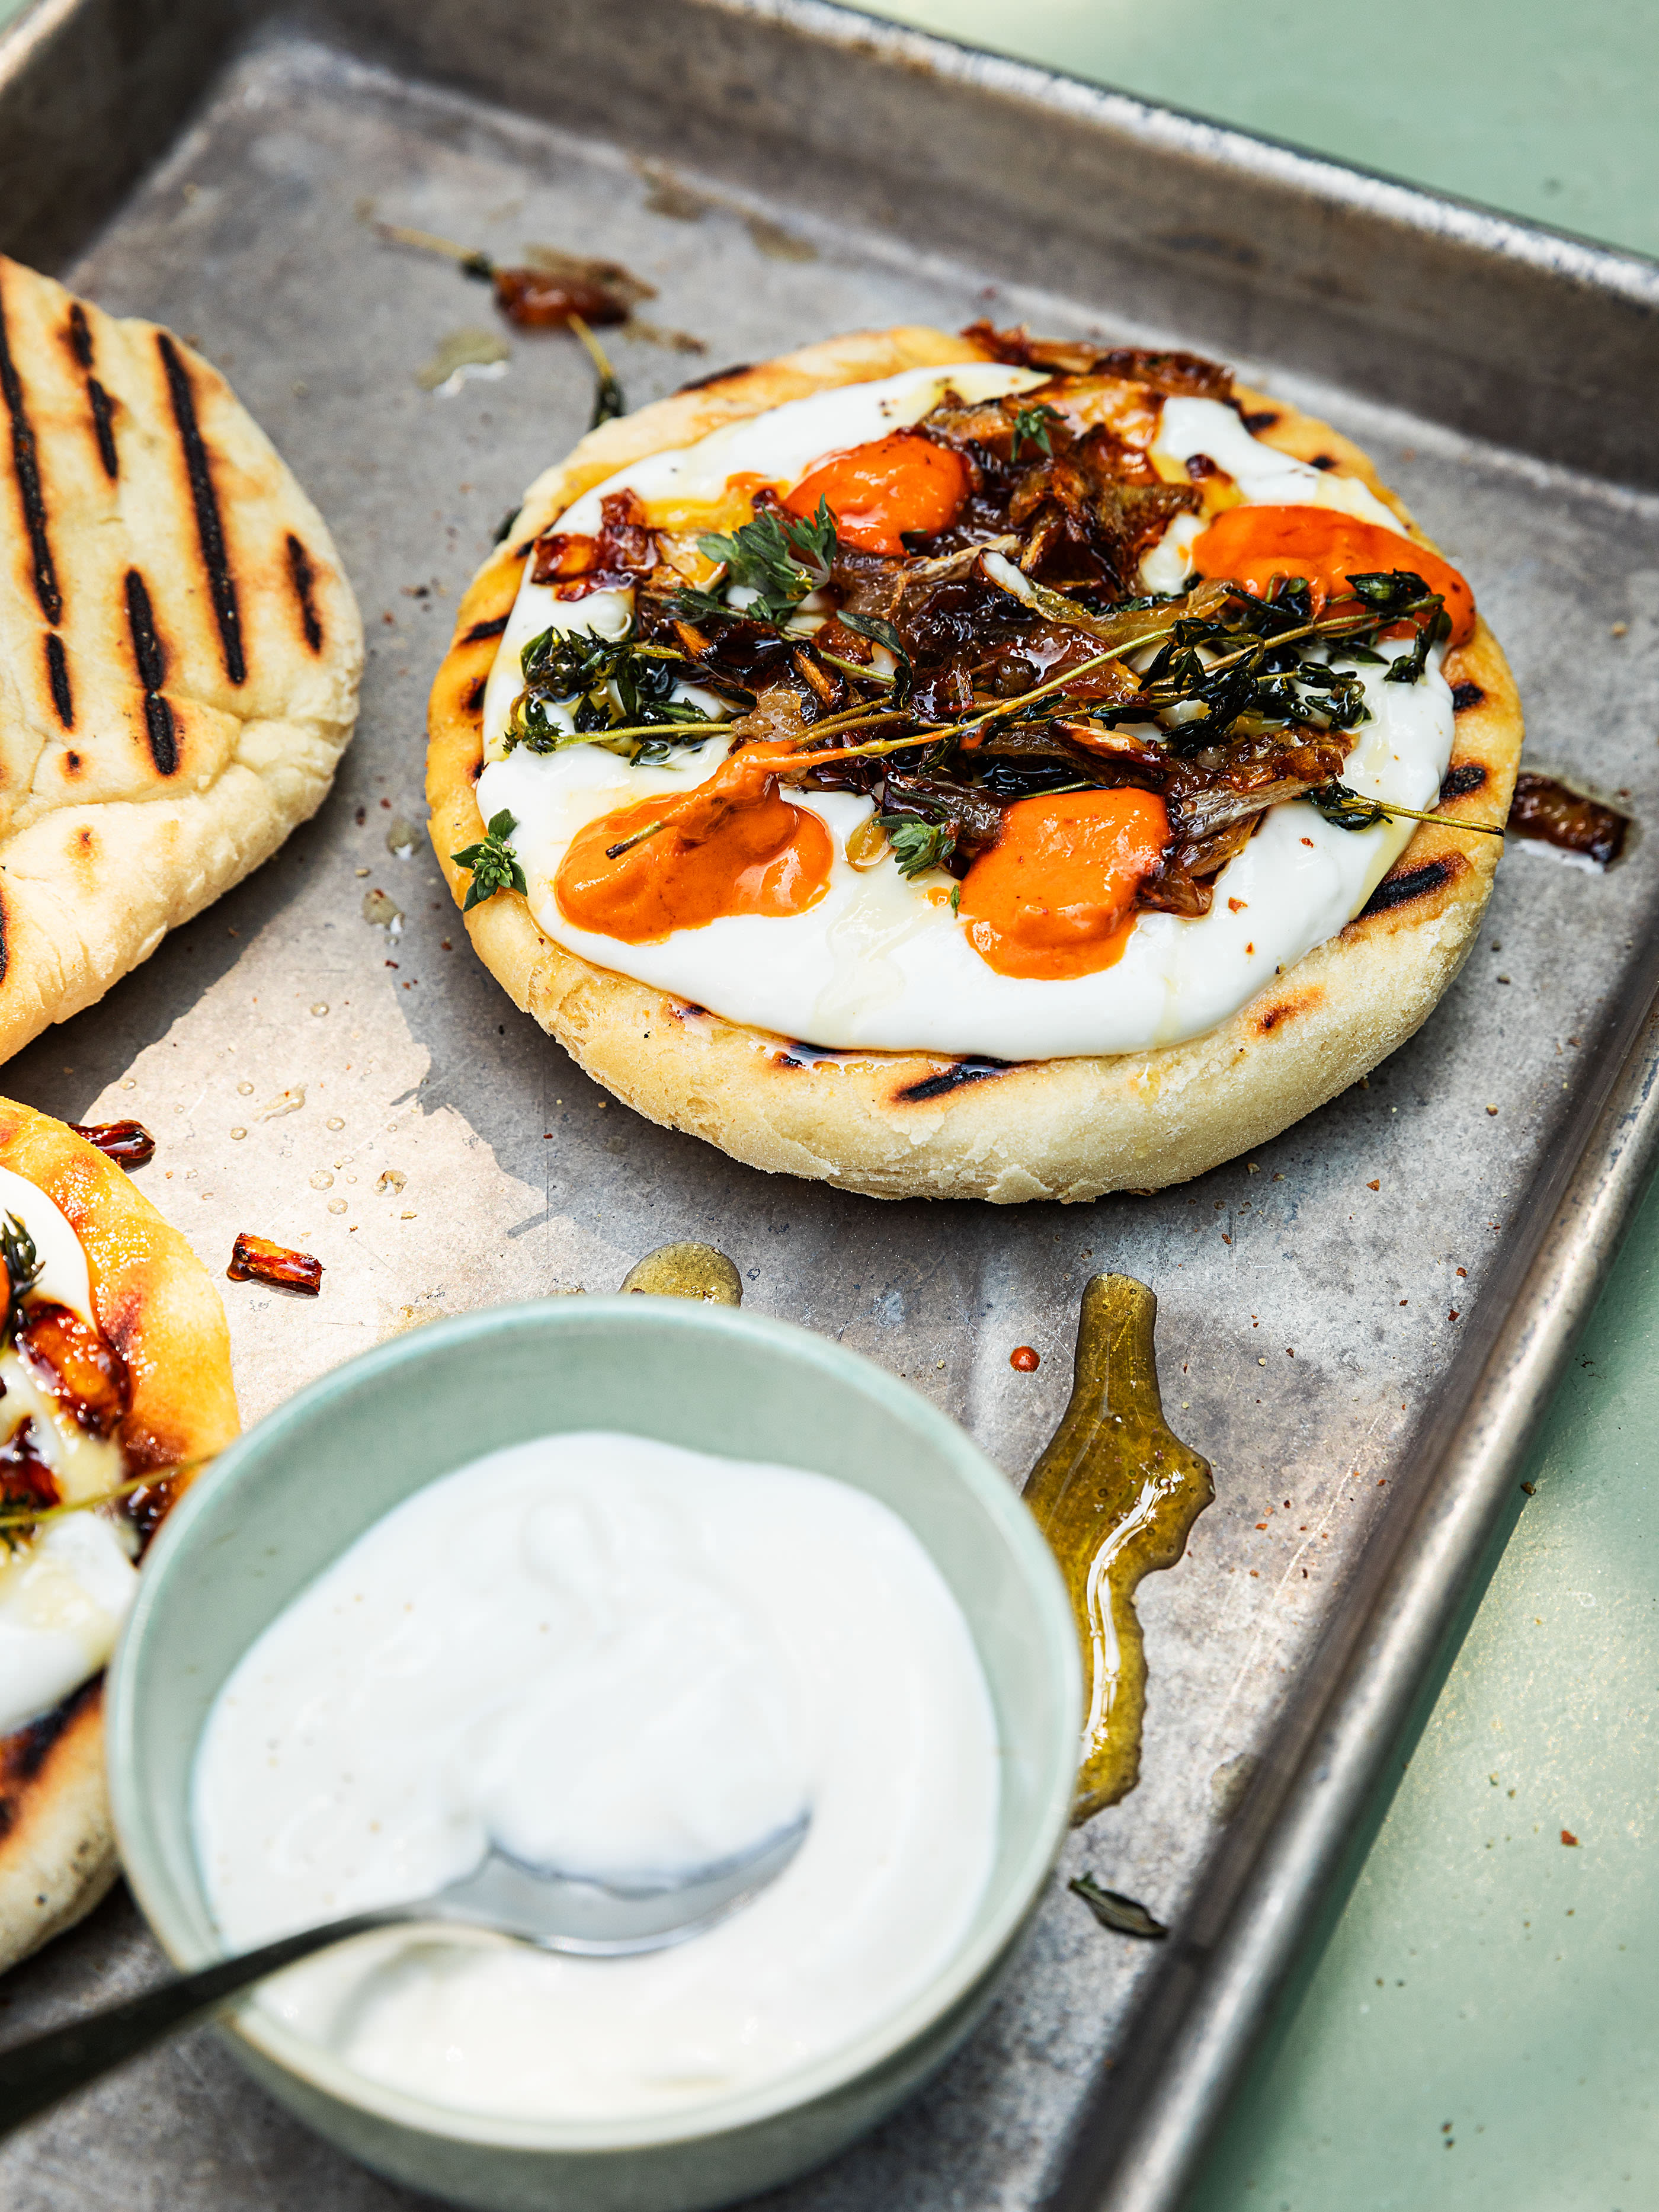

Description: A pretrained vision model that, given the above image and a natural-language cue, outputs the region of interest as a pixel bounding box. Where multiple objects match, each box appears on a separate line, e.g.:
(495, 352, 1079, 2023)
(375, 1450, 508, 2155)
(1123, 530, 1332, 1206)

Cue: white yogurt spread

(475, 368, 1454, 1061)
(0, 1169, 135, 1739)
(192, 1431, 1000, 2123)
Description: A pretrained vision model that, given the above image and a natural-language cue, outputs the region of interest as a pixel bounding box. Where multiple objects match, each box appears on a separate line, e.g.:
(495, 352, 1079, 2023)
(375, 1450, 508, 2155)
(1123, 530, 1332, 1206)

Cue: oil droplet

(619, 1241, 742, 1305)
(310, 1002, 329, 1017)
(309, 1171, 334, 1190)
(327, 1199, 348, 1215)
(229, 1127, 247, 1140)
(326, 1116, 344, 1132)
(236, 1081, 254, 1096)
(1010, 1345, 1040, 1372)
(1023, 1275, 1213, 1821)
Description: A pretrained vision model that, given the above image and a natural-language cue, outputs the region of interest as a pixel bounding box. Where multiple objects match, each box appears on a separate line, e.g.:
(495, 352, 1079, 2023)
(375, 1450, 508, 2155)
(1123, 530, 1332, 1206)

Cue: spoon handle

(0, 1907, 400, 2137)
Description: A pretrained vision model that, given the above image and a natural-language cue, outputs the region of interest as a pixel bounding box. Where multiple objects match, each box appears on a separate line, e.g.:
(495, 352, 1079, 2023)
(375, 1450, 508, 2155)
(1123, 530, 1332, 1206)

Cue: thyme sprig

(1010, 402, 1064, 459)
(1305, 781, 1506, 837)
(568, 312, 624, 428)
(451, 810, 529, 908)
(878, 814, 958, 878)
(0, 1461, 210, 1545)
(699, 500, 838, 626)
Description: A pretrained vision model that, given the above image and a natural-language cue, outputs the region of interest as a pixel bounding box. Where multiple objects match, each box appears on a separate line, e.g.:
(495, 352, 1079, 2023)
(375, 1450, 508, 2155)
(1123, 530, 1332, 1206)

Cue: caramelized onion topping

(0, 1417, 59, 1512)
(70, 1119, 156, 1169)
(18, 1299, 133, 1438)
(227, 1233, 324, 1296)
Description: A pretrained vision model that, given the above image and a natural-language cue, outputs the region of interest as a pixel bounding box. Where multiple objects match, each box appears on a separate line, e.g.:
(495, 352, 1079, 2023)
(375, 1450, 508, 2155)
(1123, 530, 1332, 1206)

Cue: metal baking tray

(3, 4, 1657, 2208)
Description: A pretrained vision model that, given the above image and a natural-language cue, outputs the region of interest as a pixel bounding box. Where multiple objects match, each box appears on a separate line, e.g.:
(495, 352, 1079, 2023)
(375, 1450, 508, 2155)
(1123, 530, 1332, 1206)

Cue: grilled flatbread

(427, 326, 1522, 1202)
(0, 1100, 238, 1972)
(0, 256, 361, 1060)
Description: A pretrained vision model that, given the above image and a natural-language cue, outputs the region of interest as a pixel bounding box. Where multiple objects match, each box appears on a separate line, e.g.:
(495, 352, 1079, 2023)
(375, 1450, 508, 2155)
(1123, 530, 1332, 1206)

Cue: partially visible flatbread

(0, 256, 361, 1063)
(0, 1101, 239, 1972)
(427, 328, 1523, 1202)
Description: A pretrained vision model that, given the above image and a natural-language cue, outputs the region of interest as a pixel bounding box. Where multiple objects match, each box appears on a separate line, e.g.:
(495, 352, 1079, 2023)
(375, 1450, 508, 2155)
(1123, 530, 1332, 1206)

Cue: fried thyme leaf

(1305, 779, 1392, 831)
(840, 612, 914, 704)
(507, 625, 719, 756)
(699, 498, 838, 625)
(451, 809, 528, 908)
(1068, 1873, 1168, 1941)
(0, 1212, 41, 1351)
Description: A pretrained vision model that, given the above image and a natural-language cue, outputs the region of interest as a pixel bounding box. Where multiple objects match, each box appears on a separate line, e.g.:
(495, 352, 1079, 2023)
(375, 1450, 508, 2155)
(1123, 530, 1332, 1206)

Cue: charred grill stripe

(286, 532, 324, 652)
(462, 673, 488, 714)
(0, 283, 63, 626)
(143, 693, 178, 773)
(463, 612, 510, 644)
(124, 568, 165, 690)
(125, 568, 178, 774)
(87, 377, 118, 478)
(65, 302, 94, 369)
(1, 1675, 98, 1781)
(1450, 681, 1485, 713)
(157, 331, 245, 684)
(1360, 857, 1454, 915)
(1439, 761, 1488, 802)
(44, 632, 72, 727)
(895, 1057, 1010, 1104)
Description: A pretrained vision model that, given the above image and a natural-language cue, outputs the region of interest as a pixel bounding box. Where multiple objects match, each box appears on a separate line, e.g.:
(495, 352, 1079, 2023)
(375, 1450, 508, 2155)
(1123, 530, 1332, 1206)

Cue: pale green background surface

(855, 5, 1659, 2208)
(0, 0, 1652, 2203)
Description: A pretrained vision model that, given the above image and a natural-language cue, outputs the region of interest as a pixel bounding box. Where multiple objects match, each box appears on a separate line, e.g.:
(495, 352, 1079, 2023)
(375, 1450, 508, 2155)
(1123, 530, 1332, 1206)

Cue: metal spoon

(0, 1814, 808, 2137)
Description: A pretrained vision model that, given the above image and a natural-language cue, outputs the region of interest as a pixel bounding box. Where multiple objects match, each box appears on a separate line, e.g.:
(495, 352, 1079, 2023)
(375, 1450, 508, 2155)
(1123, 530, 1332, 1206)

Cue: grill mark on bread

(64, 302, 94, 369)
(87, 379, 118, 478)
(463, 612, 510, 644)
(124, 569, 178, 774)
(0, 1675, 97, 1803)
(44, 632, 72, 727)
(675, 361, 754, 394)
(1255, 987, 1322, 1034)
(63, 303, 119, 477)
(1439, 760, 1487, 802)
(894, 1057, 1011, 1104)
(462, 673, 488, 715)
(157, 332, 245, 684)
(1451, 680, 1485, 713)
(285, 533, 324, 652)
(0, 281, 62, 626)
(1360, 853, 1463, 916)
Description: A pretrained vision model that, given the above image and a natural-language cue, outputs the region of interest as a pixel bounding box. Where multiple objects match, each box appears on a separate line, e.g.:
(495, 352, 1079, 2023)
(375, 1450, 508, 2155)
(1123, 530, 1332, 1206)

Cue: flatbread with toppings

(0, 1100, 238, 1972)
(427, 324, 1522, 1201)
(0, 255, 361, 1061)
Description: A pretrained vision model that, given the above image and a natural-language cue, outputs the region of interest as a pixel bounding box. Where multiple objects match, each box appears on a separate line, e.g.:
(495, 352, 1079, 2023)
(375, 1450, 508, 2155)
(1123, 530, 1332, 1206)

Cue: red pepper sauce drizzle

(556, 741, 833, 942)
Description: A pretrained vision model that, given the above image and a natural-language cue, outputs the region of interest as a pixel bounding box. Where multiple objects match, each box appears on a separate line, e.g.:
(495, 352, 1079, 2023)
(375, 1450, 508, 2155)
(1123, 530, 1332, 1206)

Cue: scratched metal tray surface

(2, 4, 1658, 2209)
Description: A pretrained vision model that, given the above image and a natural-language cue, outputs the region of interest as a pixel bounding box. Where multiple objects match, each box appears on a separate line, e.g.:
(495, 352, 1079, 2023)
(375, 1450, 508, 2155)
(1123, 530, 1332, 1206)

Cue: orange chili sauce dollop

(784, 431, 969, 553)
(555, 742, 833, 943)
(957, 789, 1170, 981)
(1190, 505, 1476, 648)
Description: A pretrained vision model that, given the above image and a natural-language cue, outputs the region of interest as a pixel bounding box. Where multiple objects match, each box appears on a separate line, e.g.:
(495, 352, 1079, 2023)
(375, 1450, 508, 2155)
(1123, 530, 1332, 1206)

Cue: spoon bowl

(0, 1811, 812, 2138)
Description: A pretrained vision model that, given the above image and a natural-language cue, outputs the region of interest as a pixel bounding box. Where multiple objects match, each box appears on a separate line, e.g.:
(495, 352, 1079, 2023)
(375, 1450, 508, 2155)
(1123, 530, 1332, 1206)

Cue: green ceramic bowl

(107, 1295, 1080, 2212)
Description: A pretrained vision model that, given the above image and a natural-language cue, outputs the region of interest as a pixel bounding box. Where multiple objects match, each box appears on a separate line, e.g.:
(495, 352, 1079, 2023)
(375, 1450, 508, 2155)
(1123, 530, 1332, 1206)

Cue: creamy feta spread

(192, 1431, 1000, 2123)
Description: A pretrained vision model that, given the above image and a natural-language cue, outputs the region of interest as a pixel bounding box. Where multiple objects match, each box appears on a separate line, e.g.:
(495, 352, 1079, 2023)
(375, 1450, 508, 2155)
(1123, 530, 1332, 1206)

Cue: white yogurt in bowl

(191, 1430, 1000, 2124)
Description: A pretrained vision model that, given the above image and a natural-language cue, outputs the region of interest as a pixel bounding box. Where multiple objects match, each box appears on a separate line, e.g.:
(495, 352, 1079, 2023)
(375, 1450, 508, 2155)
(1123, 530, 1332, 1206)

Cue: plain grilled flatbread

(0, 1100, 239, 1973)
(0, 255, 361, 1060)
(427, 325, 1523, 1203)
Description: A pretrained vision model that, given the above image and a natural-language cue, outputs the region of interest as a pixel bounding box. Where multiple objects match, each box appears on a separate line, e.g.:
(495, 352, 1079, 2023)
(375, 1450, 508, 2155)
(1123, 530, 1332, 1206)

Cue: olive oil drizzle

(619, 1241, 742, 1304)
(1024, 1273, 1213, 1821)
